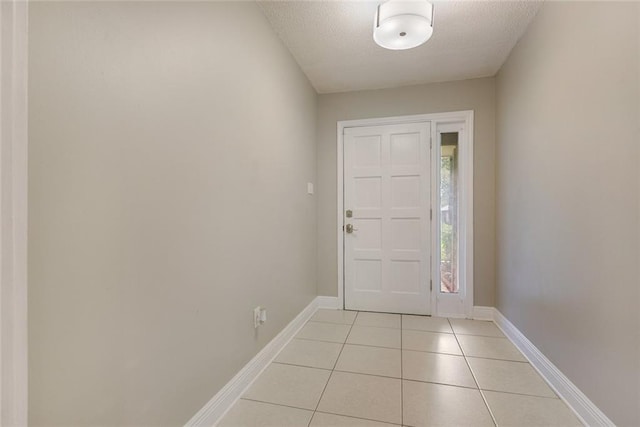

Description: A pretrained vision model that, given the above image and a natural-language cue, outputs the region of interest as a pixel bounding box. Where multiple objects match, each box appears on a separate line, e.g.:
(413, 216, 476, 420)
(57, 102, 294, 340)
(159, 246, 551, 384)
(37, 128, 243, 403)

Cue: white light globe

(373, 0, 434, 50)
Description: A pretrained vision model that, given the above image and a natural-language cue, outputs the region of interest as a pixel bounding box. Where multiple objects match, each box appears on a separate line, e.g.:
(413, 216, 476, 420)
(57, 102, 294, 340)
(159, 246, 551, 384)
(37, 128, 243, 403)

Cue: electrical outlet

(254, 306, 267, 328)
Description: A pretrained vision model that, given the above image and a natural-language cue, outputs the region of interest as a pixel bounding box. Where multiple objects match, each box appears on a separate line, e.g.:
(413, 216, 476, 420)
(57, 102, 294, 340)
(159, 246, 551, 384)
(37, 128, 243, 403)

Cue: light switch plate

(307, 182, 314, 195)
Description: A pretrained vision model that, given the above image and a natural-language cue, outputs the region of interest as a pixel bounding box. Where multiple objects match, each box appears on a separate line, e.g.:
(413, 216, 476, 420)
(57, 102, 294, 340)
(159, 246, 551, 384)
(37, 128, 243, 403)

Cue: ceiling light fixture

(373, 0, 434, 50)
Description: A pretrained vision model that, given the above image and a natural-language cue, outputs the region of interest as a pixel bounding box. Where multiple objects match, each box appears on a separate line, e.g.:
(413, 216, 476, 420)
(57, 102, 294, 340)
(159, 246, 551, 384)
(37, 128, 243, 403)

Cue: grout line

(309, 320, 404, 331)
(401, 377, 561, 398)
(271, 361, 333, 371)
(403, 329, 454, 334)
(306, 320, 358, 326)
(401, 347, 462, 357)
(332, 317, 357, 371)
(473, 388, 561, 400)
(293, 337, 352, 345)
(306, 311, 358, 427)
(449, 318, 499, 427)
(294, 336, 526, 362)
(454, 332, 509, 338)
(356, 310, 411, 316)
(307, 411, 319, 426)
(353, 324, 402, 330)
(401, 377, 479, 391)
(465, 354, 530, 364)
(239, 397, 315, 413)
(271, 361, 557, 399)
(334, 340, 401, 350)
(314, 410, 403, 426)
(322, 369, 480, 392)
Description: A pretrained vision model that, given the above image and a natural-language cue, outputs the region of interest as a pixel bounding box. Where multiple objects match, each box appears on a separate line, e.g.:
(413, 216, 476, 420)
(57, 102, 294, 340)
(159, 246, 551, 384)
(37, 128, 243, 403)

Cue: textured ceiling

(258, 1, 542, 93)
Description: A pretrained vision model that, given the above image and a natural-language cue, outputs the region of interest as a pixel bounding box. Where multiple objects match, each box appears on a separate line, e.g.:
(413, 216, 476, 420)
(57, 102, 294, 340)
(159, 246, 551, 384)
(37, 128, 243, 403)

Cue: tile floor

(218, 310, 582, 427)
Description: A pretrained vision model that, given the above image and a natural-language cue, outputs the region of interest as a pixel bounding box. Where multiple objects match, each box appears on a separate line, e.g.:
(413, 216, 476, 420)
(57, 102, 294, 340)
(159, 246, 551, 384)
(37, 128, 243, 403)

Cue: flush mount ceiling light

(373, 0, 434, 50)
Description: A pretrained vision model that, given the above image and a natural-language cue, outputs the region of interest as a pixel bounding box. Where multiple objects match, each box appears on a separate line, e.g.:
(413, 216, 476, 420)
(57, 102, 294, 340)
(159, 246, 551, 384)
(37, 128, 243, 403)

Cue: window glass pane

(440, 133, 458, 293)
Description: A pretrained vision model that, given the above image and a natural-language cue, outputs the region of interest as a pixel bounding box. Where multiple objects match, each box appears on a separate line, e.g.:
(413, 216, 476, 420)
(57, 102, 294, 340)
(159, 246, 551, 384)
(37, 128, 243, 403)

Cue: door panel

(344, 122, 431, 315)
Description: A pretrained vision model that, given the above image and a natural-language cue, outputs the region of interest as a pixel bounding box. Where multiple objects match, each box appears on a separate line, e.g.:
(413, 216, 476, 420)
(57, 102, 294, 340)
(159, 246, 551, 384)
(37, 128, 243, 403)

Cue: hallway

(219, 310, 581, 426)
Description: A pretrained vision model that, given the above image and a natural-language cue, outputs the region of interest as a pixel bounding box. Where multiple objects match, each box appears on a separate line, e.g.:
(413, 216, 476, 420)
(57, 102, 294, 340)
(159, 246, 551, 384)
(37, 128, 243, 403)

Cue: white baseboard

(316, 296, 340, 309)
(472, 306, 494, 320)
(493, 308, 614, 427)
(185, 297, 321, 427)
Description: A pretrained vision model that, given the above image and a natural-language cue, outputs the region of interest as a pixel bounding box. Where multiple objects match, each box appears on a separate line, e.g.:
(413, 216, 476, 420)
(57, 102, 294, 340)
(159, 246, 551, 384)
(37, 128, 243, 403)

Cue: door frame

(0, 0, 29, 425)
(337, 111, 474, 318)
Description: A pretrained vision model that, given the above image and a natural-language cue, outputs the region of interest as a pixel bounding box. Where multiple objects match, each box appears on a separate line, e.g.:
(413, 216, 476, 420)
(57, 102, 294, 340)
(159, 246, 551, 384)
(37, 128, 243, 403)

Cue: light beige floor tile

(310, 412, 398, 427)
(317, 371, 402, 424)
(456, 334, 526, 361)
(402, 330, 462, 355)
(355, 312, 401, 329)
(275, 339, 343, 370)
(402, 350, 476, 388)
(243, 363, 330, 410)
(449, 318, 504, 337)
(335, 344, 401, 378)
(347, 325, 401, 348)
(311, 309, 357, 325)
(484, 391, 582, 426)
(467, 357, 556, 397)
(218, 399, 312, 427)
(296, 321, 351, 343)
(402, 315, 453, 333)
(403, 380, 494, 427)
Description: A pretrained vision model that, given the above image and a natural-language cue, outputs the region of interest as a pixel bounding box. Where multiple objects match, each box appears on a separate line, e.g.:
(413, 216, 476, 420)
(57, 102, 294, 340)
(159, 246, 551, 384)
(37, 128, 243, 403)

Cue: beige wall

(317, 78, 496, 306)
(28, 2, 317, 425)
(496, 2, 640, 425)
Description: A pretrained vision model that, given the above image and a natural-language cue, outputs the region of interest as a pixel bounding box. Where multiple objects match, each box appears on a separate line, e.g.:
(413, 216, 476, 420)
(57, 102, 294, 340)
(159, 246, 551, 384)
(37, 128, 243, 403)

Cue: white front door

(343, 122, 432, 315)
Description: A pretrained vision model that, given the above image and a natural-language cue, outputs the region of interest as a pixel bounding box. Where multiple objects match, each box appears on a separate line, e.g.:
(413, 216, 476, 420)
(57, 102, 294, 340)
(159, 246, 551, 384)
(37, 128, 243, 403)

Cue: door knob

(345, 224, 357, 234)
